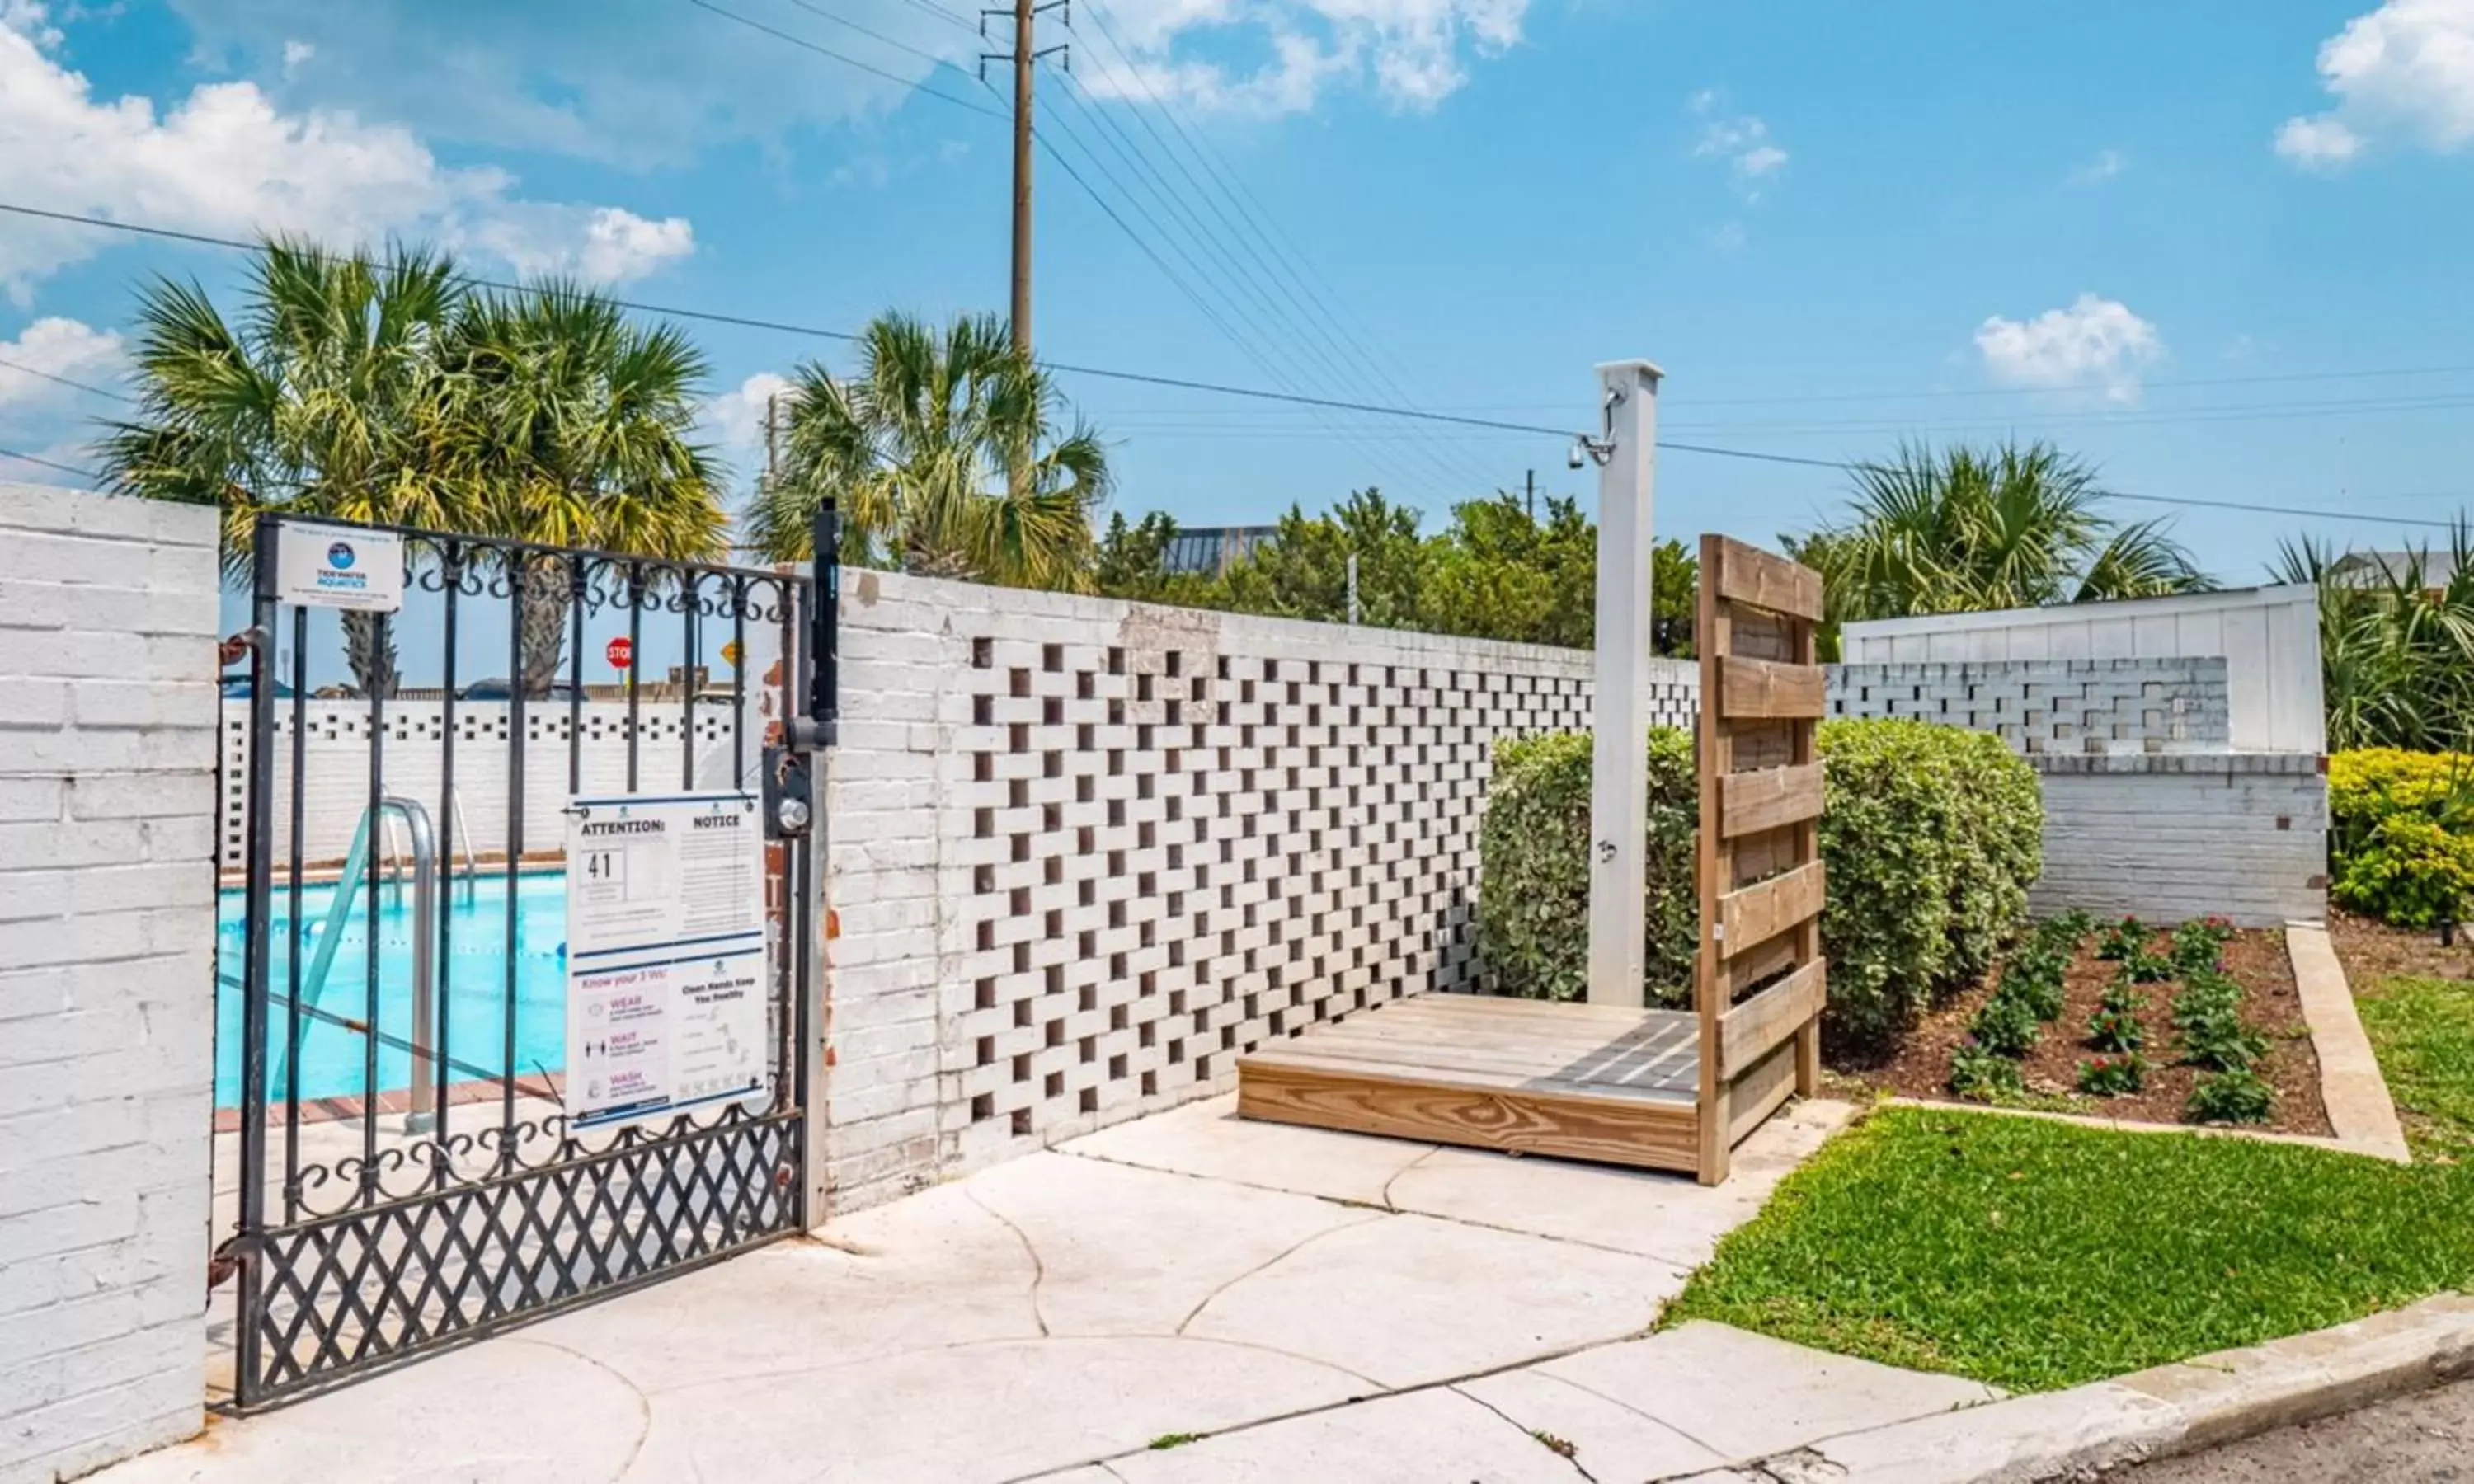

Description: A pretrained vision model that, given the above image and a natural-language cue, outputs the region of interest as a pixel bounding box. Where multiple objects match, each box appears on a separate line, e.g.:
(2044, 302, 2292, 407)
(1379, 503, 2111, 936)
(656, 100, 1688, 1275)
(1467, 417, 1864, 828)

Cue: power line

(688, 0, 1004, 117)
(0, 355, 135, 403)
(0, 446, 102, 481)
(7, 196, 2458, 532)
(780, 0, 953, 66)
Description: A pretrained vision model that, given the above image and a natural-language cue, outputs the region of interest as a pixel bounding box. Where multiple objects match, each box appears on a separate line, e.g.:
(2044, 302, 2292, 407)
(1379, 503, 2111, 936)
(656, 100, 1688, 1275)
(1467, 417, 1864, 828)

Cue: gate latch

(761, 744, 811, 840)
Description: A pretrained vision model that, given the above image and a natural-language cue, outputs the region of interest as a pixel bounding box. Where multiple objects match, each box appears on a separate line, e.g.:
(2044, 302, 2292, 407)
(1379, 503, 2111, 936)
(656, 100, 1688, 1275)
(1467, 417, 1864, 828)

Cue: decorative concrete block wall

(1828, 658, 2232, 754)
(2028, 754, 2327, 927)
(0, 486, 218, 1483)
(817, 571, 1689, 1212)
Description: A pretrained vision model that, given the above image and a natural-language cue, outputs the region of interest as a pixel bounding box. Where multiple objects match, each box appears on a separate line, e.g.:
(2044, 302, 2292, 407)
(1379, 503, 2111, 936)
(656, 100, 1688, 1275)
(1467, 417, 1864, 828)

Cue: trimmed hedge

(1479, 717, 2044, 1045)
(2328, 749, 2474, 928)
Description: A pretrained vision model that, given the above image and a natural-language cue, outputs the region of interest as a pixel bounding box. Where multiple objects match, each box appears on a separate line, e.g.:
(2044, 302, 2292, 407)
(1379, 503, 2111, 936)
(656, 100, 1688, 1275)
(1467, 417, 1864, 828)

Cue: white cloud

(2068, 148, 2127, 184)
(1072, 0, 1527, 115)
(0, 5, 694, 294)
(702, 371, 791, 462)
(0, 315, 123, 414)
(2275, 114, 2368, 167)
(1690, 92, 1788, 195)
(2277, 0, 2474, 168)
(280, 38, 312, 75)
(1973, 294, 2164, 403)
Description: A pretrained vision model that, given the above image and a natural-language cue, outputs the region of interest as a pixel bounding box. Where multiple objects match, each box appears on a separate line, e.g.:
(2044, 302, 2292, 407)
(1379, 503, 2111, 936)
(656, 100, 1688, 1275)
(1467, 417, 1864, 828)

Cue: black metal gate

(216, 514, 830, 1410)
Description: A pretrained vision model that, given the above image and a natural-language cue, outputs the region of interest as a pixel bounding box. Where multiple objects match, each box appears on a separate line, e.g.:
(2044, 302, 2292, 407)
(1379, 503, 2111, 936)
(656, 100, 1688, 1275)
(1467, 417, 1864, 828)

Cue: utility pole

(982, 2, 1070, 358)
(1525, 469, 1536, 520)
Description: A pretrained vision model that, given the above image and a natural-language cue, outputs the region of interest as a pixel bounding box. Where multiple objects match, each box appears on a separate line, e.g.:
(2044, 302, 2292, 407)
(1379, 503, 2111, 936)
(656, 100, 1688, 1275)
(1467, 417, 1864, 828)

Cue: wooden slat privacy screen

(1694, 534, 1828, 1184)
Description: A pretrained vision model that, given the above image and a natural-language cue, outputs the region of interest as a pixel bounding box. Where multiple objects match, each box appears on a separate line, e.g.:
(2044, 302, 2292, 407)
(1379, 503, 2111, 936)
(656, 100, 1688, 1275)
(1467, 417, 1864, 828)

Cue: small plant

(2047, 907, 2099, 942)
(2086, 1006, 2146, 1054)
(1969, 993, 2042, 1059)
(2096, 915, 2147, 961)
(2118, 942, 2176, 984)
(1950, 1043, 2026, 1101)
(2078, 1054, 2148, 1097)
(2186, 1068, 2274, 1125)
(2001, 960, 2067, 1023)
(2180, 1011, 2269, 1073)
(1531, 1431, 1578, 1460)
(2170, 970, 2243, 1029)
(2170, 918, 2236, 976)
(1148, 1434, 1206, 1451)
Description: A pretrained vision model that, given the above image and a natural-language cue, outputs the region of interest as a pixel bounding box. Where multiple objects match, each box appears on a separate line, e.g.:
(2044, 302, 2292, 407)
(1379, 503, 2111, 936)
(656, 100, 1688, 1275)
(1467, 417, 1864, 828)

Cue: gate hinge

(206, 1232, 262, 1291)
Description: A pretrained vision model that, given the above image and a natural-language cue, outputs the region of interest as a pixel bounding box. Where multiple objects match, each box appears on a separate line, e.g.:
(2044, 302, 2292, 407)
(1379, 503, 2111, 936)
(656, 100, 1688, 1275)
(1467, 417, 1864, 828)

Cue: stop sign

(605, 636, 633, 671)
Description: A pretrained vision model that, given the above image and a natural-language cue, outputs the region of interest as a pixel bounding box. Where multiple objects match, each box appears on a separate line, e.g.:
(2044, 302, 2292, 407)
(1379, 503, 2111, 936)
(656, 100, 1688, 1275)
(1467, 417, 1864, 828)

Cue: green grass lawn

(1665, 1106, 2474, 1393)
(2353, 973, 2474, 1161)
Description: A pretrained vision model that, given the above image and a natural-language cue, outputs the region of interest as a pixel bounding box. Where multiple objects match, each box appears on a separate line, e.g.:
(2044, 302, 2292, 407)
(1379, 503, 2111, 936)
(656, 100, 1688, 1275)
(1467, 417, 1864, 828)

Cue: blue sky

(3, 0, 2472, 589)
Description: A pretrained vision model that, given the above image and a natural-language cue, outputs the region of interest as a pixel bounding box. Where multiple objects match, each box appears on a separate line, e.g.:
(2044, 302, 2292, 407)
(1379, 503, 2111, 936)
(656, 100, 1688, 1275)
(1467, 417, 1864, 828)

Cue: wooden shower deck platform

(1235, 995, 1724, 1173)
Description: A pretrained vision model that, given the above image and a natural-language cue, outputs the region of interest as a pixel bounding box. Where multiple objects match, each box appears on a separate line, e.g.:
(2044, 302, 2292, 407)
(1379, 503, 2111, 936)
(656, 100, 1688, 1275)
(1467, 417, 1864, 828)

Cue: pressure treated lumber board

(1236, 995, 1703, 1172)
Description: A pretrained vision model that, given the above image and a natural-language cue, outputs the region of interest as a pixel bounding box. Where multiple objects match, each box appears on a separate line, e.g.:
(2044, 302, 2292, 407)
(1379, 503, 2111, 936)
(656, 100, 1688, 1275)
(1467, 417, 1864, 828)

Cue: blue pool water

(214, 873, 573, 1106)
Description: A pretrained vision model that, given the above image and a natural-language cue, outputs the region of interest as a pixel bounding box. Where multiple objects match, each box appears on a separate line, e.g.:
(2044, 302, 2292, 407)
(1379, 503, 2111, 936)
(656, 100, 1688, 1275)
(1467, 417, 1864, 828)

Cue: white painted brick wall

(2028, 754, 2328, 927)
(0, 484, 219, 1484)
(817, 571, 1677, 1212)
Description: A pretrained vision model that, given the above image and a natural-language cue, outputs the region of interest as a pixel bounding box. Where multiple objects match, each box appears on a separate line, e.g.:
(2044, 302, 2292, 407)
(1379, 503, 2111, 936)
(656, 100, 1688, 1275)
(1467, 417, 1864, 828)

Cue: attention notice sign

(562, 791, 769, 1132)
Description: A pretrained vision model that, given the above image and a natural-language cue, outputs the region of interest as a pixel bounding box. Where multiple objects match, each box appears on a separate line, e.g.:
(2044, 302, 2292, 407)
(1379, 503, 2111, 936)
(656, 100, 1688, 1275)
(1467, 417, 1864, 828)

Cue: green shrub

(2170, 970, 2243, 1031)
(1478, 719, 2044, 1043)
(2180, 1012, 2268, 1073)
(2187, 1069, 2274, 1125)
(1950, 1043, 2025, 1101)
(1969, 992, 2042, 1059)
(2329, 749, 2474, 928)
(1478, 730, 1699, 1007)
(2078, 1054, 2147, 1097)
(1813, 719, 2043, 1044)
(1997, 942, 2069, 1022)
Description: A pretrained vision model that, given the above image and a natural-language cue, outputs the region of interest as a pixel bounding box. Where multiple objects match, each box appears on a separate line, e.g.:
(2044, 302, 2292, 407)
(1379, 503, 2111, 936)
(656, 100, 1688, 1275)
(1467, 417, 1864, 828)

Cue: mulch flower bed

(2328, 909, 2474, 989)
(1835, 920, 2334, 1137)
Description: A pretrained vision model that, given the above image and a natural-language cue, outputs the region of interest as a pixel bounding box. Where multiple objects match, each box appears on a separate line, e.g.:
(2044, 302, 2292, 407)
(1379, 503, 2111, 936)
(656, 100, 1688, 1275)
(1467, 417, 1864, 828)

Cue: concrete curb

(2286, 921, 2412, 1162)
(1720, 1292, 2474, 1483)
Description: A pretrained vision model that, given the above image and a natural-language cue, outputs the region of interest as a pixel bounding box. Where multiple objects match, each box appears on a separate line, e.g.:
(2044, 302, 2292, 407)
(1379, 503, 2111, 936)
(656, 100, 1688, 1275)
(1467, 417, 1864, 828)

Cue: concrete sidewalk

(97, 1095, 2011, 1484)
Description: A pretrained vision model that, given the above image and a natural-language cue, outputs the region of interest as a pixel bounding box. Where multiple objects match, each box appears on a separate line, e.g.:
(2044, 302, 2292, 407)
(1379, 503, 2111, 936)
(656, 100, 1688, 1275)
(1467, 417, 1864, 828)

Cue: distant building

(1161, 524, 1277, 576)
(2326, 549, 2466, 591)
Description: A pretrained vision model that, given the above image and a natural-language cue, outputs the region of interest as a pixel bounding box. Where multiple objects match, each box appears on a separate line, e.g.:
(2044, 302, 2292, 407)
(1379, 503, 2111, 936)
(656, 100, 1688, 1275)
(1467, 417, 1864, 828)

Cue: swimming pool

(214, 872, 573, 1106)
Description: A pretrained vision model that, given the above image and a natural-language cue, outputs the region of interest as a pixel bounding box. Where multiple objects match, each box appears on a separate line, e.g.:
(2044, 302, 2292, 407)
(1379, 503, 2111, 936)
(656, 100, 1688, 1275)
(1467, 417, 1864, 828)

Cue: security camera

(1566, 441, 1587, 471)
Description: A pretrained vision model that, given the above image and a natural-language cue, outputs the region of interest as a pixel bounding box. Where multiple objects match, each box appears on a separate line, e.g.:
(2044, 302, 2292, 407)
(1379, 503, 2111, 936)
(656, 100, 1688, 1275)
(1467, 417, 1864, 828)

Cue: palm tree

(440, 284, 728, 693)
(744, 312, 1108, 587)
(98, 239, 477, 693)
(100, 240, 728, 697)
(2274, 526, 2474, 753)
(1790, 441, 2210, 627)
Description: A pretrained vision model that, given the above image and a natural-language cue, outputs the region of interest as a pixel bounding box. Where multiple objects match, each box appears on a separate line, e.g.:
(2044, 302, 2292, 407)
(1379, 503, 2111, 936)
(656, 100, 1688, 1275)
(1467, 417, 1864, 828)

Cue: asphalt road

(2095, 1377, 2472, 1482)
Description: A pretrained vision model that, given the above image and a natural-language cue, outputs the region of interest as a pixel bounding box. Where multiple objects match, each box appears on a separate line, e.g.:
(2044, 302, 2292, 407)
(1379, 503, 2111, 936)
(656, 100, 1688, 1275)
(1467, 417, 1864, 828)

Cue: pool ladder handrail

(279, 795, 442, 1133)
(378, 788, 480, 900)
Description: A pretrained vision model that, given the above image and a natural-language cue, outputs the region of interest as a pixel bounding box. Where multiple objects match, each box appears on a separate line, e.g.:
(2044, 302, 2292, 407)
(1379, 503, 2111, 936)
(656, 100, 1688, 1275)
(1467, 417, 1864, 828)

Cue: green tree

(1792, 440, 2209, 626)
(744, 312, 1109, 588)
(99, 239, 477, 693)
(1091, 510, 1217, 605)
(1211, 487, 1427, 625)
(2274, 528, 2474, 753)
(100, 239, 729, 697)
(440, 284, 728, 693)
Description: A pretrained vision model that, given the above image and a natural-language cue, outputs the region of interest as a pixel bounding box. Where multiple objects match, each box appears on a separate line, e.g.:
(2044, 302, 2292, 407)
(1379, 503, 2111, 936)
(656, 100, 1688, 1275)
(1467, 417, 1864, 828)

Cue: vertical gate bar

(235, 514, 280, 1407)
(624, 562, 643, 792)
(730, 579, 747, 790)
(433, 543, 460, 1147)
(681, 571, 698, 789)
(563, 556, 587, 1160)
(361, 612, 387, 1205)
(283, 605, 307, 1223)
(503, 558, 527, 1172)
(567, 557, 586, 797)
(788, 579, 811, 1228)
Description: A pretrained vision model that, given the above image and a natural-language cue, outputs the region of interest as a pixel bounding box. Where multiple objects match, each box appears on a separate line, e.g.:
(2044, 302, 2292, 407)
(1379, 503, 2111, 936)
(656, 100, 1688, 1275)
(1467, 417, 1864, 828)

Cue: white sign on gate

(275, 523, 404, 613)
(563, 791, 769, 1132)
